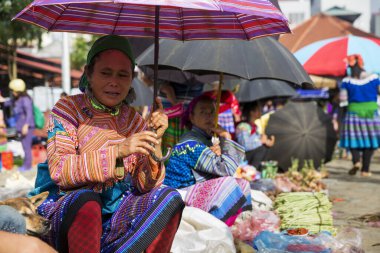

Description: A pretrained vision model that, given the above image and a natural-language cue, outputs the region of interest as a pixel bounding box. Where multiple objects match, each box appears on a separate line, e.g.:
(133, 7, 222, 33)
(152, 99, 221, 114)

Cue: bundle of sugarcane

(274, 192, 335, 234)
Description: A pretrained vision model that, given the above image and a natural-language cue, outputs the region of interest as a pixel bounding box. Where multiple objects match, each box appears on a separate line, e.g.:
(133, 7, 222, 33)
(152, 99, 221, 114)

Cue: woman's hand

(211, 125, 231, 140)
(209, 144, 221, 156)
(261, 134, 275, 147)
(117, 131, 159, 157)
(149, 97, 168, 139)
(21, 124, 29, 136)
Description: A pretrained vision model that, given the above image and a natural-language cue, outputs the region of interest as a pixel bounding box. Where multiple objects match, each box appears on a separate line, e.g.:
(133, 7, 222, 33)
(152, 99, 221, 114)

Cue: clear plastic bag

(231, 210, 280, 242)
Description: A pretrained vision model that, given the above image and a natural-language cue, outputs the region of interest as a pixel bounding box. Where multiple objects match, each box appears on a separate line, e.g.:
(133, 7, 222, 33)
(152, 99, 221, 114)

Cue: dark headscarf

(79, 35, 135, 92)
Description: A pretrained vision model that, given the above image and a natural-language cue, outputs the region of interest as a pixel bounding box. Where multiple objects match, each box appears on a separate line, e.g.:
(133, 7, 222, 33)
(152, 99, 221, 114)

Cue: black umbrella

(130, 78, 153, 107)
(204, 79, 298, 103)
(265, 101, 337, 171)
(136, 37, 313, 85)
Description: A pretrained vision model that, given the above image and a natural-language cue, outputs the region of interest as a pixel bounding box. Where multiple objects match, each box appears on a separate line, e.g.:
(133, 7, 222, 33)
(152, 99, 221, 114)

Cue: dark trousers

(350, 148, 375, 172)
(246, 145, 269, 170)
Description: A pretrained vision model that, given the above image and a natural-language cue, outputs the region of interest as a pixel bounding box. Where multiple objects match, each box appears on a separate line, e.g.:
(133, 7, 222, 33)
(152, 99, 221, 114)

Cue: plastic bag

(231, 210, 280, 242)
(253, 231, 331, 253)
(318, 227, 364, 253)
(250, 179, 276, 192)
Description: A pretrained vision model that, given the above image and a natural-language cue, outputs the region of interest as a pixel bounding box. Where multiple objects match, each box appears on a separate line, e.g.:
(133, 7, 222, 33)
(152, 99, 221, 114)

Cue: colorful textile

(236, 122, 262, 151)
(348, 102, 378, 118)
(47, 94, 163, 192)
(39, 188, 183, 253)
(218, 109, 236, 133)
(339, 74, 380, 149)
(164, 127, 251, 221)
(339, 111, 380, 149)
(162, 117, 188, 157)
(184, 177, 251, 221)
(340, 74, 380, 103)
(36, 93, 184, 252)
(15, 1, 290, 41)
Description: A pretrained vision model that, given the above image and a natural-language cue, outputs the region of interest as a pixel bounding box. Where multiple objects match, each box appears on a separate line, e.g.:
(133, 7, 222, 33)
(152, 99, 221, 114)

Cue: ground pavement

(0, 153, 379, 252)
(324, 150, 380, 253)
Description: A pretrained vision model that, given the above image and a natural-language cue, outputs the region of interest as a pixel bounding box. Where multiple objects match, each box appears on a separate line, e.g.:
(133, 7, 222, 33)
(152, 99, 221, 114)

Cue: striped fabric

(38, 187, 184, 253)
(14, 0, 290, 40)
(218, 109, 236, 133)
(47, 93, 163, 192)
(184, 176, 251, 221)
(339, 111, 380, 149)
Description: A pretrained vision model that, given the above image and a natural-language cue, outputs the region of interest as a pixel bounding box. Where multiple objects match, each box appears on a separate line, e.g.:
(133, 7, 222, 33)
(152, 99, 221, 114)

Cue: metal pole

(62, 33, 71, 95)
(153, 5, 160, 111)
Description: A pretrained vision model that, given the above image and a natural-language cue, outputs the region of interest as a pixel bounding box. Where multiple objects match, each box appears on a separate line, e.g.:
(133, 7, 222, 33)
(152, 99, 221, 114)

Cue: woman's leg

(20, 130, 33, 170)
(348, 149, 361, 175)
(67, 201, 102, 253)
(145, 210, 182, 253)
(361, 149, 375, 174)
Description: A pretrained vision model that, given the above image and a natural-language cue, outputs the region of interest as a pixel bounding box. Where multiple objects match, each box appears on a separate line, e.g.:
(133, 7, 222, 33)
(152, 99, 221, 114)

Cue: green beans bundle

(274, 192, 335, 234)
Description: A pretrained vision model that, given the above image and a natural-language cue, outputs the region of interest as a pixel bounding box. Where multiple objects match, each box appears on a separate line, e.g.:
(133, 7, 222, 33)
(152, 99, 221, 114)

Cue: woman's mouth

(104, 91, 120, 97)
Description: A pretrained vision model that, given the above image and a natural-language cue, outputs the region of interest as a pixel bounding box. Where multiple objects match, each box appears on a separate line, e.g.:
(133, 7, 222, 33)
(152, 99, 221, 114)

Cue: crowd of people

(0, 35, 379, 252)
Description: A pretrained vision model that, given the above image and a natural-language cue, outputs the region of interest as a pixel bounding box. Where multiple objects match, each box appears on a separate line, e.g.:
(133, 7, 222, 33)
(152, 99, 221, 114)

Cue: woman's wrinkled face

(190, 100, 215, 134)
(87, 49, 133, 107)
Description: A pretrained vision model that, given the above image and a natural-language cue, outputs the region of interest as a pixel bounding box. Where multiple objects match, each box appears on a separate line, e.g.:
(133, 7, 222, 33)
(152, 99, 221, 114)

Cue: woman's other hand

(209, 144, 222, 156)
(211, 125, 231, 140)
(118, 131, 158, 157)
(149, 97, 168, 139)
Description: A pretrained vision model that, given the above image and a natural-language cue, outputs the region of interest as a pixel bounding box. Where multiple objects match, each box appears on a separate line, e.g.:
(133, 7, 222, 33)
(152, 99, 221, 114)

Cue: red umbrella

(294, 35, 380, 77)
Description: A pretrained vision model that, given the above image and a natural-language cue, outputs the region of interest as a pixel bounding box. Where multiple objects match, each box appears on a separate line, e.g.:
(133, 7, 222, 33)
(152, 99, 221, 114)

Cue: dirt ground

(324, 150, 380, 253)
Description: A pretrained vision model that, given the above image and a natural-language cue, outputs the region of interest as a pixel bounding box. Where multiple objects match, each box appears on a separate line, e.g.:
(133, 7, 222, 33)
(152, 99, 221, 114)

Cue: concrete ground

(0, 151, 379, 252)
(324, 150, 380, 253)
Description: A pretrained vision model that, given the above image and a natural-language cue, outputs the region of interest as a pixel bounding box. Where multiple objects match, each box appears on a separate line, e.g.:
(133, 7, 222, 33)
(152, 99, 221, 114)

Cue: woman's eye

(101, 72, 110, 76)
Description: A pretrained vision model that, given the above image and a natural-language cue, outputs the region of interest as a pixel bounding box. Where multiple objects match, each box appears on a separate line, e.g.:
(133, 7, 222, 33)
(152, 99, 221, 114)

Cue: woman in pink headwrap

(164, 94, 252, 226)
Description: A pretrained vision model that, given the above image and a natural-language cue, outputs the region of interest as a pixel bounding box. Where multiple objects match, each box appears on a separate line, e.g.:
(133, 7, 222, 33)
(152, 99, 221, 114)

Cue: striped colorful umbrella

(14, 0, 289, 40)
(294, 35, 380, 77)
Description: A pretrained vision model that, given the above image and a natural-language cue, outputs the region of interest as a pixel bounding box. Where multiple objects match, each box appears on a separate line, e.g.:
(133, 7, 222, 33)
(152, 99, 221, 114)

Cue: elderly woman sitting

(30, 35, 184, 253)
(164, 95, 252, 226)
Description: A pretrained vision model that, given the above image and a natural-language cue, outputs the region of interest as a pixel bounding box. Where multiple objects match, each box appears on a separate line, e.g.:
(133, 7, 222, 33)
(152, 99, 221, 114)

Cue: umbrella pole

(214, 72, 224, 131)
(153, 5, 160, 111)
(150, 5, 172, 162)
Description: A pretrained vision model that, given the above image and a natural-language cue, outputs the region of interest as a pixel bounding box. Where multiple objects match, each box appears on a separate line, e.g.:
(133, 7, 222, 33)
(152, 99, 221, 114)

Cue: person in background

(203, 87, 242, 136)
(235, 101, 275, 169)
(339, 54, 380, 177)
(0, 79, 34, 171)
(164, 94, 252, 226)
(30, 35, 184, 253)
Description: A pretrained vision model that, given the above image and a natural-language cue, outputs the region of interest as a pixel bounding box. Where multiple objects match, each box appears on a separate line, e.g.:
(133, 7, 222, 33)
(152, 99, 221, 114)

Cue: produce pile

(284, 159, 328, 192)
(274, 192, 335, 234)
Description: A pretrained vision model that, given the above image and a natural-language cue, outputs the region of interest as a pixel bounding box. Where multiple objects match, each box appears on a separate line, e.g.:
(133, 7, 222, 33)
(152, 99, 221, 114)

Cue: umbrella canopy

(265, 101, 337, 171)
(294, 35, 380, 77)
(14, 0, 289, 41)
(203, 79, 297, 102)
(130, 78, 153, 107)
(136, 37, 312, 85)
(234, 79, 297, 102)
(279, 13, 379, 53)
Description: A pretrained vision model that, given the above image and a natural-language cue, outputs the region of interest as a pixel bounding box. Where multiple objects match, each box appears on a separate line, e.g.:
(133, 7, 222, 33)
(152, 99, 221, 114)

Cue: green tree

(71, 35, 100, 70)
(0, 0, 44, 80)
